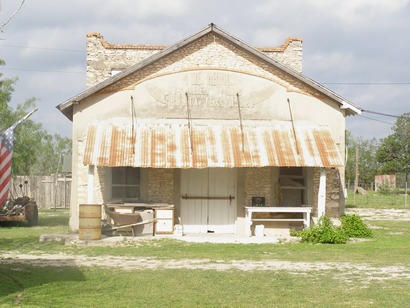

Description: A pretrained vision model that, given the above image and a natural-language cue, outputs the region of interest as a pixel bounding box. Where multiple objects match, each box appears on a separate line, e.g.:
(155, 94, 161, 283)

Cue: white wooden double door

(181, 168, 236, 234)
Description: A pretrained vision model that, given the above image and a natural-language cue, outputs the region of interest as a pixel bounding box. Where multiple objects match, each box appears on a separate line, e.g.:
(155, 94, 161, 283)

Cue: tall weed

(292, 214, 372, 244)
(340, 214, 373, 238)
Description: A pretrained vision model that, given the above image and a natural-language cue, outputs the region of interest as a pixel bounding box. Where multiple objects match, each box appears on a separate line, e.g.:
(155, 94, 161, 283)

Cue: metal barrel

(79, 204, 101, 240)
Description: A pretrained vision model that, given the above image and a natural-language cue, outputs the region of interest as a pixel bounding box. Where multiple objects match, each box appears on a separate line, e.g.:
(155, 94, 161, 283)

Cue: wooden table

(244, 206, 312, 237)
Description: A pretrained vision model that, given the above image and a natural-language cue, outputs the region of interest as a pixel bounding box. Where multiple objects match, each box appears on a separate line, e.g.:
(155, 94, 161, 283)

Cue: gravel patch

(346, 208, 410, 221)
(1, 252, 409, 285)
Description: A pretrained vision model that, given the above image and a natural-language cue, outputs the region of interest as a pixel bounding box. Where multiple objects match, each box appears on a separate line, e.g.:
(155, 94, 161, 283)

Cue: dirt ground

(1, 208, 409, 285)
(346, 208, 410, 221)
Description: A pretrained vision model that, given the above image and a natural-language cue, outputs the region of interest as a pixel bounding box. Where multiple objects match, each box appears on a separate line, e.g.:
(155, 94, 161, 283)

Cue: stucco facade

(58, 24, 360, 235)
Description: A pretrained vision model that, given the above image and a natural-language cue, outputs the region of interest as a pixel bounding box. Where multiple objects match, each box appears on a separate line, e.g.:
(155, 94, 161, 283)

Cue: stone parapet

(86, 32, 303, 88)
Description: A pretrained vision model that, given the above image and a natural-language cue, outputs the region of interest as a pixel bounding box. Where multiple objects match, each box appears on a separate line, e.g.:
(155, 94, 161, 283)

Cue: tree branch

(0, 0, 27, 32)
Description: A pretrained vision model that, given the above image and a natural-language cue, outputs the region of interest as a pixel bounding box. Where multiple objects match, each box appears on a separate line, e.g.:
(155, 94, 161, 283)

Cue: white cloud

(135, 0, 188, 17)
(309, 0, 410, 32)
(1, 0, 409, 139)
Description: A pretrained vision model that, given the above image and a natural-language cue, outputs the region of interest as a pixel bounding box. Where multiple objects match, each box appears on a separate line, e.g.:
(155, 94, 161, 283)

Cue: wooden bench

(244, 206, 312, 237)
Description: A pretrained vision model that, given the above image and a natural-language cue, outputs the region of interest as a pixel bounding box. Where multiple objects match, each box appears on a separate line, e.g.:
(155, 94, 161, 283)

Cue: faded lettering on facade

(138, 70, 279, 113)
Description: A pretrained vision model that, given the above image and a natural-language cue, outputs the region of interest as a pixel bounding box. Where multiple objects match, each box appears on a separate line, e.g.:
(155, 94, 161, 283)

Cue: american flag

(0, 109, 37, 206)
(0, 125, 16, 206)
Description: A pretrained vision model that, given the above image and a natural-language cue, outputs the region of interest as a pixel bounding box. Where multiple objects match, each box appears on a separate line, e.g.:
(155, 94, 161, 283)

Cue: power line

(2, 67, 84, 74)
(357, 115, 394, 125)
(322, 82, 410, 85)
(0, 44, 84, 53)
(362, 110, 402, 118)
(0, 45, 409, 86)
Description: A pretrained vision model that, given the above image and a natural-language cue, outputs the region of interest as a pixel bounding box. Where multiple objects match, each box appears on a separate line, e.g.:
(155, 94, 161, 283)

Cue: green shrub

(296, 216, 349, 244)
(340, 214, 373, 238)
(291, 214, 373, 244)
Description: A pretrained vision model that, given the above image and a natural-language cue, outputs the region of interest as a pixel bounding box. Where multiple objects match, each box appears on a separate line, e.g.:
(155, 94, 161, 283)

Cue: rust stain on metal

(313, 129, 337, 168)
(220, 129, 232, 167)
(263, 130, 276, 166)
(109, 126, 119, 166)
(271, 130, 286, 166)
(230, 127, 242, 167)
(180, 125, 191, 168)
(247, 129, 260, 166)
(304, 128, 317, 163)
(83, 122, 343, 168)
(192, 128, 207, 168)
(207, 128, 218, 165)
(166, 127, 177, 168)
(84, 125, 96, 165)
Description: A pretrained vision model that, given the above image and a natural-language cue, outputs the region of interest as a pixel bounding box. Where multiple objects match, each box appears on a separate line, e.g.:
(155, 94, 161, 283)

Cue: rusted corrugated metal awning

(83, 120, 343, 168)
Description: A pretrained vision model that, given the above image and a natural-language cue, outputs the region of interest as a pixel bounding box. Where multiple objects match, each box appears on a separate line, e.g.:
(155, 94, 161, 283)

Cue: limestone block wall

(147, 168, 174, 203)
(244, 167, 272, 206)
(86, 33, 166, 88)
(260, 37, 303, 73)
(312, 168, 342, 218)
(75, 139, 88, 206)
(93, 33, 315, 104)
(75, 163, 105, 206)
(86, 33, 303, 88)
(70, 137, 105, 232)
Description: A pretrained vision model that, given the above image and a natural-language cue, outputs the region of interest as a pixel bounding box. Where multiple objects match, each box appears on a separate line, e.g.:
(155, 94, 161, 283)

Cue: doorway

(181, 168, 236, 233)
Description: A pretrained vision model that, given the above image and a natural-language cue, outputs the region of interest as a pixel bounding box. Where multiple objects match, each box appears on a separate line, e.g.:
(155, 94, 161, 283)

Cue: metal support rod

(236, 93, 245, 153)
(185, 92, 194, 155)
(287, 98, 300, 155)
(181, 194, 235, 201)
(131, 95, 136, 154)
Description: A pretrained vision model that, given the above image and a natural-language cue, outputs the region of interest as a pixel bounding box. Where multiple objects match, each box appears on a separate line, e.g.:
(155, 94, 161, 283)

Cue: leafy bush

(295, 216, 349, 244)
(291, 214, 373, 244)
(340, 214, 373, 238)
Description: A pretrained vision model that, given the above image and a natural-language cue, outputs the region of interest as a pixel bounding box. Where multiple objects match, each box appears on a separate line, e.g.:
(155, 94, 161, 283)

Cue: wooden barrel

(79, 204, 101, 240)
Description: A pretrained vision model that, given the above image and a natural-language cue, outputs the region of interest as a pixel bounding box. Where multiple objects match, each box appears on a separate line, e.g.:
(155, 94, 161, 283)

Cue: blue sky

(1, 0, 409, 139)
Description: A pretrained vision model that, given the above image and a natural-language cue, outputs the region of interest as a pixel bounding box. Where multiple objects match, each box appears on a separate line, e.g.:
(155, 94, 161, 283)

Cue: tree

(0, 0, 27, 33)
(30, 133, 72, 175)
(1, 60, 71, 175)
(345, 130, 380, 189)
(376, 113, 410, 174)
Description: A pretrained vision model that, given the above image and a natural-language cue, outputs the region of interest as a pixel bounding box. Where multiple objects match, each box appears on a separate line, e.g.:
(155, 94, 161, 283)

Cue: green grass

(346, 190, 409, 209)
(1, 208, 409, 307)
(0, 209, 69, 254)
(1, 263, 409, 307)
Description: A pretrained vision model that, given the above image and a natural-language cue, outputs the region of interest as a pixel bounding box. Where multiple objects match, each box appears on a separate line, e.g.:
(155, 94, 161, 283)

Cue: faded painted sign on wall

(134, 70, 285, 119)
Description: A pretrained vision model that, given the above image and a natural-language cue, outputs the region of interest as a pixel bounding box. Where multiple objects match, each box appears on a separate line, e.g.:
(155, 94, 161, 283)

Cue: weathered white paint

(318, 169, 327, 218)
(244, 206, 312, 237)
(87, 165, 94, 204)
(181, 168, 236, 233)
(64, 28, 354, 232)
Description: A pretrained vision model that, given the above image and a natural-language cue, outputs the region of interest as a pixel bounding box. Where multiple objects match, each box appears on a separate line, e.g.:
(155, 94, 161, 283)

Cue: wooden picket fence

(10, 175, 71, 209)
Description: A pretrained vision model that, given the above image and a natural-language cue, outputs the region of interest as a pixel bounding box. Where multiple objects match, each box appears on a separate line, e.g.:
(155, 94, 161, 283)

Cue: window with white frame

(111, 167, 140, 199)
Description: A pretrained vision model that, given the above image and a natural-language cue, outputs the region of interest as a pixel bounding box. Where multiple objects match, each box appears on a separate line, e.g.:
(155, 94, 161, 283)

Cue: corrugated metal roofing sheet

(83, 121, 343, 168)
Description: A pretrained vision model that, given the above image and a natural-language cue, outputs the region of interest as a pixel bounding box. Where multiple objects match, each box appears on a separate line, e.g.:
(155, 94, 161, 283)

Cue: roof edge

(57, 23, 361, 120)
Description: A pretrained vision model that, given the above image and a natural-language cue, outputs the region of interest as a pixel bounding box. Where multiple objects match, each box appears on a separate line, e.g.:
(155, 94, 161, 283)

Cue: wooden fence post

(10, 175, 71, 209)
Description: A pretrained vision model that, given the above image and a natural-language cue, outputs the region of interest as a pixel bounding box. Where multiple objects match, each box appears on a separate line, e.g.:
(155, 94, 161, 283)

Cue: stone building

(57, 24, 361, 236)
